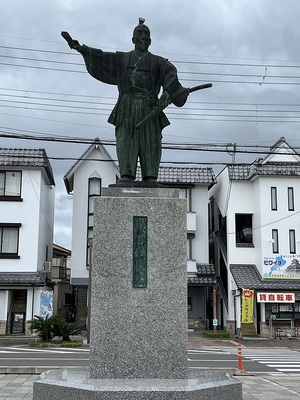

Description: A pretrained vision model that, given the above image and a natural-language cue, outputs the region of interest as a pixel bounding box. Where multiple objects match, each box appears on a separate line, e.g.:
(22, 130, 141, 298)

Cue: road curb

(0, 366, 79, 374)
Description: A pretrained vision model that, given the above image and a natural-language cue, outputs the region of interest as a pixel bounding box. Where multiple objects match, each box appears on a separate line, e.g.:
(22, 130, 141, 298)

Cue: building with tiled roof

(209, 137, 300, 338)
(136, 166, 216, 185)
(0, 147, 55, 335)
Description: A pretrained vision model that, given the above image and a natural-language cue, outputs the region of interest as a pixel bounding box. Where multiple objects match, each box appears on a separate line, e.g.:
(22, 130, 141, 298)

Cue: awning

(230, 264, 300, 290)
(0, 272, 48, 286)
(187, 263, 217, 286)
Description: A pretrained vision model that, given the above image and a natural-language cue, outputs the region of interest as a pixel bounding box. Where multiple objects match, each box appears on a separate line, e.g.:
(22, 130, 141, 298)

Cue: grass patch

(59, 341, 83, 348)
(29, 340, 83, 348)
(201, 330, 230, 339)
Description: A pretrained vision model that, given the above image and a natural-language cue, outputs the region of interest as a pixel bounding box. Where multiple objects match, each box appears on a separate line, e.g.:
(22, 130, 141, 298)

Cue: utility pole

(213, 288, 217, 333)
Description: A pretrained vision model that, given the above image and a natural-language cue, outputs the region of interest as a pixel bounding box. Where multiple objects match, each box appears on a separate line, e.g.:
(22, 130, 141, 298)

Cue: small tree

(31, 315, 64, 342)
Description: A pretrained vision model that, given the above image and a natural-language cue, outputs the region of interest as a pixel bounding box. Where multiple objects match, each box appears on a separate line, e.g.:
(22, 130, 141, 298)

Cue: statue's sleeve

(160, 59, 189, 107)
(81, 45, 118, 85)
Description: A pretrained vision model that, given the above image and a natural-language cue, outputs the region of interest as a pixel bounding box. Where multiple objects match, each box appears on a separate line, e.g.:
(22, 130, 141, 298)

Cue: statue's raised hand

(61, 31, 83, 53)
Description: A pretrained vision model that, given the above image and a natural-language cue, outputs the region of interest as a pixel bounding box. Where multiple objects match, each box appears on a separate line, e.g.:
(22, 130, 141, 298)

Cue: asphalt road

(0, 346, 89, 368)
(188, 347, 300, 375)
(1, 346, 300, 375)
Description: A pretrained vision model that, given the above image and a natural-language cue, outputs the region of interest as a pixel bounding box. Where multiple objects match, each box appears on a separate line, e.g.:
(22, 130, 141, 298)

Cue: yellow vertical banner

(241, 288, 254, 323)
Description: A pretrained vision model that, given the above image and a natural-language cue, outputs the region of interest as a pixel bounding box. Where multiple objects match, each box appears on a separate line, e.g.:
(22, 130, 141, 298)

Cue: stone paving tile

(234, 376, 300, 399)
(0, 375, 36, 400)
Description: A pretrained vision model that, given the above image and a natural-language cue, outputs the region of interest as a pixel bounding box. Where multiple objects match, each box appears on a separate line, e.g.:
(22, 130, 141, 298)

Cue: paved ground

(1, 332, 300, 399)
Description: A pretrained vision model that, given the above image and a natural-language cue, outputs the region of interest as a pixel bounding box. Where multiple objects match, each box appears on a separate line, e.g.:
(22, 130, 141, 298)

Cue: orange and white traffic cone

(237, 343, 244, 371)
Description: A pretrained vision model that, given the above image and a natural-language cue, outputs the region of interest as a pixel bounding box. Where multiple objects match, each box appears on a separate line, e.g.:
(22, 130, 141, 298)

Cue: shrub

(58, 322, 82, 342)
(31, 315, 65, 342)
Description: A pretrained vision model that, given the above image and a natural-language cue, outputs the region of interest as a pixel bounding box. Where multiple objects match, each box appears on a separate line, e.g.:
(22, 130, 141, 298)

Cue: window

(178, 188, 187, 199)
(288, 187, 294, 211)
(188, 297, 192, 311)
(0, 171, 22, 199)
(271, 187, 277, 211)
(0, 223, 21, 258)
(86, 174, 101, 267)
(272, 229, 279, 253)
(235, 214, 253, 247)
(64, 293, 73, 306)
(187, 234, 193, 259)
(289, 229, 296, 254)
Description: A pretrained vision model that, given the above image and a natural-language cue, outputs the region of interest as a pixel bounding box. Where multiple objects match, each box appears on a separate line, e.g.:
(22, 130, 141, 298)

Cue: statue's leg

(139, 119, 162, 181)
(116, 125, 139, 181)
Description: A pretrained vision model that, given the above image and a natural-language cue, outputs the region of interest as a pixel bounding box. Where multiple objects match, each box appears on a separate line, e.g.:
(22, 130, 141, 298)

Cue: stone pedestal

(33, 187, 242, 399)
(33, 368, 242, 400)
(90, 187, 187, 379)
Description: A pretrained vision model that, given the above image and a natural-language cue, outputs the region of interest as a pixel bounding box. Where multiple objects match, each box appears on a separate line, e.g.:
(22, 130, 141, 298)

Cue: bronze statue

(62, 18, 211, 184)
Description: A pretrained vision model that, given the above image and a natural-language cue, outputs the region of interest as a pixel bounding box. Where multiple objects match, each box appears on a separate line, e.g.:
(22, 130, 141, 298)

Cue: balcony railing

(51, 265, 70, 282)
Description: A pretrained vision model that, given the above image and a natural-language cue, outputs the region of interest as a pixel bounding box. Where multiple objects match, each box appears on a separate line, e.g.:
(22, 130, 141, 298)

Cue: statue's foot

(118, 176, 134, 183)
(143, 177, 157, 183)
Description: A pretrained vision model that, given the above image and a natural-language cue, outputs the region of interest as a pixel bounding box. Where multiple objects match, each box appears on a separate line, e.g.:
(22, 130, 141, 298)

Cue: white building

(209, 137, 300, 337)
(64, 138, 119, 325)
(0, 148, 55, 335)
(64, 138, 216, 328)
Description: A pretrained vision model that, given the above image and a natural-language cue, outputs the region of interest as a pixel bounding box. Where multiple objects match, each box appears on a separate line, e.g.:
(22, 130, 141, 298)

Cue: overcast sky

(1, 0, 300, 249)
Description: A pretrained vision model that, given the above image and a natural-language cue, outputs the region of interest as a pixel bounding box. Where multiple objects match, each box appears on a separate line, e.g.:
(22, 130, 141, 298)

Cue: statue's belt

(123, 86, 156, 103)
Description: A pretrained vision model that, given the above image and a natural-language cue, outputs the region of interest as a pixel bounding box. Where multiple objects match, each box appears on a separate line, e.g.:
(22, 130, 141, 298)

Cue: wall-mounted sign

(263, 255, 300, 279)
(257, 292, 295, 303)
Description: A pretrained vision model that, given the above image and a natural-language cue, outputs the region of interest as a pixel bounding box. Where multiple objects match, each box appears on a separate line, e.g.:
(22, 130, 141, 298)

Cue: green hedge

(201, 330, 230, 338)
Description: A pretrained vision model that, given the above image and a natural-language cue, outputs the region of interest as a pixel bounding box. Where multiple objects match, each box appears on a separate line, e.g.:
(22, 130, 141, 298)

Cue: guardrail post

(237, 343, 244, 371)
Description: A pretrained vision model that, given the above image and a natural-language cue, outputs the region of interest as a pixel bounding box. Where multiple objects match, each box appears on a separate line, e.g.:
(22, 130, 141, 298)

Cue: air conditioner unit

(44, 261, 51, 272)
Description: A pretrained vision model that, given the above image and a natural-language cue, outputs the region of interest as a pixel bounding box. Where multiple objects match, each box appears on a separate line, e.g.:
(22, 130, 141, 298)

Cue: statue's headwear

(133, 17, 150, 36)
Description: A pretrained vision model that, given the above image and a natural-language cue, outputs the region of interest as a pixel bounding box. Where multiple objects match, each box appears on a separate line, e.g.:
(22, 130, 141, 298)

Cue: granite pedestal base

(33, 368, 242, 399)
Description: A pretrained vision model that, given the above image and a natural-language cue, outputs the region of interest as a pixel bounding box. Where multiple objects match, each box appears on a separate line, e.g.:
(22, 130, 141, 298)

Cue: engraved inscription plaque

(133, 216, 147, 288)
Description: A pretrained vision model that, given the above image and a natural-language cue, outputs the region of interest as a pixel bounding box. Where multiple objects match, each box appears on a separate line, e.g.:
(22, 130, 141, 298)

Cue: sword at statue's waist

(135, 83, 212, 129)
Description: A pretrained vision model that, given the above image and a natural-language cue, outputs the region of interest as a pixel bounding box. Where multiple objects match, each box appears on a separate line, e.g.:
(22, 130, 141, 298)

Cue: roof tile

(0, 148, 55, 185)
(230, 264, 300, 290)
(137, 166, 216, 185)
(0, 272, 48, 286)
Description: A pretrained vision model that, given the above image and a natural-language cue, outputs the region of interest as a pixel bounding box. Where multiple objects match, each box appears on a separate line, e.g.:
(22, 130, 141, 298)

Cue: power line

(2, 43, 300, 69)
(3, 92, 300, 114)
(2, 53, 300, 81)
(2, 128, 300, 156)
(2, 87, 300, 109)
(2, 94, 300, 121)
(2, 44, 300, 86)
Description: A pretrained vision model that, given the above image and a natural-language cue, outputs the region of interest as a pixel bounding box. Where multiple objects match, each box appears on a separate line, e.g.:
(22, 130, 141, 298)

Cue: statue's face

(132, 26, 151, 52)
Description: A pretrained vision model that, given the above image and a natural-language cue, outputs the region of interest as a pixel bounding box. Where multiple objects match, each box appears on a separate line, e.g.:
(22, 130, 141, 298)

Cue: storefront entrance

(9, 290, 27, 334)
(10, 312, 26, 334)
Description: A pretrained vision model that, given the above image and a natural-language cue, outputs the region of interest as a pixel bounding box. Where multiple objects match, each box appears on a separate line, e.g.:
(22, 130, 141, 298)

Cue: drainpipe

(233, 289, 242, 338)
(31, 285, 35, 334)
(87, 238, 93, 344)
